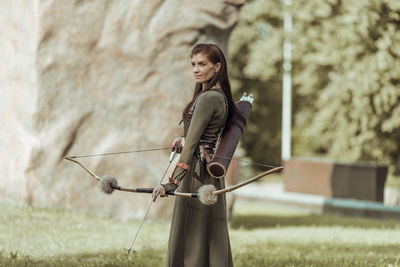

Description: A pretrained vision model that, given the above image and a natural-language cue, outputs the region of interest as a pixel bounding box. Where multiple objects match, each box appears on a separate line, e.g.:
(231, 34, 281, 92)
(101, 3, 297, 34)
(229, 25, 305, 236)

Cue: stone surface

(0, 0, 245, 219)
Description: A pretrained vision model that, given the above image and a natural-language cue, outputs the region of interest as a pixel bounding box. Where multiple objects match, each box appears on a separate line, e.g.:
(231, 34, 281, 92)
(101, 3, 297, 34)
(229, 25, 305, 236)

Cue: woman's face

(191, 53, 220, 83)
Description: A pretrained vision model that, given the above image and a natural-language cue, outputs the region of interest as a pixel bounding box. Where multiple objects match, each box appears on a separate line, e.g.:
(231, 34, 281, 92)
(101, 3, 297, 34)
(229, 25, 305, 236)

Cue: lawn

(1, 199, 400, 266)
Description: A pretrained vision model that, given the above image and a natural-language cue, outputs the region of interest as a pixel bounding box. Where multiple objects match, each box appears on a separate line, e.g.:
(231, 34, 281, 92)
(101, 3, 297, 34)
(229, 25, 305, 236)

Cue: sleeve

(163, 92, 218, 192)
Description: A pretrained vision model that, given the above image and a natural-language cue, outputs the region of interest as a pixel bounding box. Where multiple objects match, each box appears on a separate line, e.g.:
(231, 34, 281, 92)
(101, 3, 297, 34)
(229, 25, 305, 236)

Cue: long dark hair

(183, 43, 246, 136)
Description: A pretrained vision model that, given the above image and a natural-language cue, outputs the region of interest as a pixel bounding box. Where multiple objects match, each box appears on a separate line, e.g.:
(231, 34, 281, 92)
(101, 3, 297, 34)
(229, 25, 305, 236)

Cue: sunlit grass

(1, 200, 169, 257)
(1, 199, 400, 266)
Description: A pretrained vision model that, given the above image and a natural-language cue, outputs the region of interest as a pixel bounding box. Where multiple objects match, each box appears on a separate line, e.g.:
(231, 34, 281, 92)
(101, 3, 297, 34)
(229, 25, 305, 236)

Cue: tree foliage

(229, 0, 400, 175)
(229, 0, 284, 168)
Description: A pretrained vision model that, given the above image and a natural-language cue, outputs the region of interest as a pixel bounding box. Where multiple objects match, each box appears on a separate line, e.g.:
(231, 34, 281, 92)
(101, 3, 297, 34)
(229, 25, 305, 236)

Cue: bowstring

(67, 147, 170, 158)
(67, 147, 277, 169)
(125, 155, 174, 255)
(209, 154, 277, 169)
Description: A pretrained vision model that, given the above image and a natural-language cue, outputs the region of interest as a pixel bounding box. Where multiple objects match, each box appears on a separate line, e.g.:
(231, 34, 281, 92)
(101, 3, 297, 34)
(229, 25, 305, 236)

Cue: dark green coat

(164, 89, 233, 267)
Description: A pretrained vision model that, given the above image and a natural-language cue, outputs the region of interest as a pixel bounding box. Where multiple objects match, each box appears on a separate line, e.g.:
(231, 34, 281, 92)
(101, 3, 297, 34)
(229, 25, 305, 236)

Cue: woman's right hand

(171, 137, 185, 153)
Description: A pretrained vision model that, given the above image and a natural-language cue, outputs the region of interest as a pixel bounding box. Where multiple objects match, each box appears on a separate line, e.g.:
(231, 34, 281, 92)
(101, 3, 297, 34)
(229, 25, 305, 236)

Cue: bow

(64, 147, 283, 254)
(65, 149, 176, 255)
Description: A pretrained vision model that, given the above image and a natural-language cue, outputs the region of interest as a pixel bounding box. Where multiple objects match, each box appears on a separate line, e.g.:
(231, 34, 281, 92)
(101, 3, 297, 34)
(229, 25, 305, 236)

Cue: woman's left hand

(152, 185, 167, 202)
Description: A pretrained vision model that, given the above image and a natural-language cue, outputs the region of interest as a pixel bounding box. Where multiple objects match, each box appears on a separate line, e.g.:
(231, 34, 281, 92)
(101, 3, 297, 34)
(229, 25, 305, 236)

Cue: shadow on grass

(0, 247, 165, 267)
(231, 213, 400, 230)
(3, 244, 399, 267)
(4, 244, 396, 267)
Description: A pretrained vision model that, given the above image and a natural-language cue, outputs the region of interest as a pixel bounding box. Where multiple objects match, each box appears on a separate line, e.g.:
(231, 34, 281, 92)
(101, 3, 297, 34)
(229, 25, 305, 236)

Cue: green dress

(163, 89, 233, 267)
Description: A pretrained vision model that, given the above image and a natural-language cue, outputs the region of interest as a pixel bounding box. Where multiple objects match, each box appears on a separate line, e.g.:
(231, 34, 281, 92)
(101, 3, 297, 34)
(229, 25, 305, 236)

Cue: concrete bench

(283, 157, 387, 202)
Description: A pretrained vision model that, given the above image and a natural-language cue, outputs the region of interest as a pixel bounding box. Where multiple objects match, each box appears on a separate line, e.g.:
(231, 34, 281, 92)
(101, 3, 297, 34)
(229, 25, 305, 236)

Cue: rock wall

(0, 0, 245, 219)
(0, 0, 39, 205)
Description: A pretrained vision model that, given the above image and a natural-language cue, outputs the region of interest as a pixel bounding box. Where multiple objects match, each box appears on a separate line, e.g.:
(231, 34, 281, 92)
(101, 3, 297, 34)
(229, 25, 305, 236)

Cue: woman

(153, 43, 244, 267)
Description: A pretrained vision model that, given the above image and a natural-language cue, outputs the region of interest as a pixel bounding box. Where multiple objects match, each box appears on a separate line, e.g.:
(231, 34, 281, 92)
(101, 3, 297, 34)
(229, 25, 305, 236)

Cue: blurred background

(1, 0, 400, 265)
(230, 0, 399, 180)
(228, 0, 400, 213)
(1, 0, 400, 217)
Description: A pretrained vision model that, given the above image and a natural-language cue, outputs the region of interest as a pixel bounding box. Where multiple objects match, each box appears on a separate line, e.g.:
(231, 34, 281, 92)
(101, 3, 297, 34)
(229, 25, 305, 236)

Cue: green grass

(1, 199, 400, 266)
(231, 201, 400, 230)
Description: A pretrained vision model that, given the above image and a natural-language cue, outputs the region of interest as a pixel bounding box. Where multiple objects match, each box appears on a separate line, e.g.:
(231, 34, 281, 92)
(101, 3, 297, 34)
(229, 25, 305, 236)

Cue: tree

(229, 0, 400, 176)
(229, 0, 284, 168)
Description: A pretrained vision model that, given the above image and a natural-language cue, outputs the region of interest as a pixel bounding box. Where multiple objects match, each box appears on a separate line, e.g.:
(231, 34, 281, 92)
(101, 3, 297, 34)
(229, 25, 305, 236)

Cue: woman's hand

(171, 137, 185, 153)
(152, 185, 167, 202)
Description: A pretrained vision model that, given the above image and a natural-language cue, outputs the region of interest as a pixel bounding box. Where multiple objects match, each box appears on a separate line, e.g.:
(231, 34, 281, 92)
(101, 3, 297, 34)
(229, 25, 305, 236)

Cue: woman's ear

(215, 62, 221, 73)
